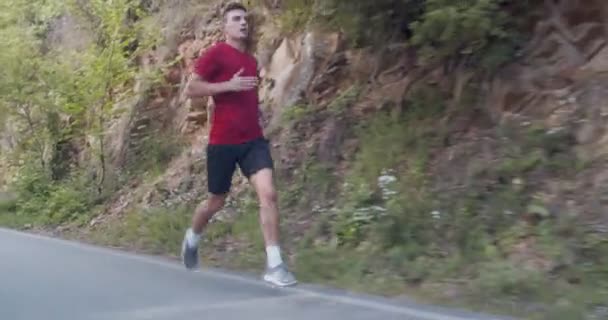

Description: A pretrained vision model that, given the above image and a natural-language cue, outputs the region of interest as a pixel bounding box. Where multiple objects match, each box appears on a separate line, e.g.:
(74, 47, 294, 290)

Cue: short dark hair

(223, 2, 247, 19)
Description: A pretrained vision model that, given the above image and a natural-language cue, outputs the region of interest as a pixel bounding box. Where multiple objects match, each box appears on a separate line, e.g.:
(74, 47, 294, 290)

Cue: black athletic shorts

(206, 137, 274, 195)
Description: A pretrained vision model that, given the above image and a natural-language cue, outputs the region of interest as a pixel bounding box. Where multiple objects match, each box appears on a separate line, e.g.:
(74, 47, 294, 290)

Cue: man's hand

(224, 68, 258, 92)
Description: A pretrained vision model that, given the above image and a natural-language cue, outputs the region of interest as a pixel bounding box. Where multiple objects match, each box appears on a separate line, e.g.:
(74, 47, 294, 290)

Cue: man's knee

(251, 169, 277, 208)
(258, 187, 278, 209)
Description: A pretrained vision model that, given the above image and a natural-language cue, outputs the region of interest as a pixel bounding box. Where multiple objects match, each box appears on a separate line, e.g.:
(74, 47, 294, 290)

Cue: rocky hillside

(1, 0, 608, 319)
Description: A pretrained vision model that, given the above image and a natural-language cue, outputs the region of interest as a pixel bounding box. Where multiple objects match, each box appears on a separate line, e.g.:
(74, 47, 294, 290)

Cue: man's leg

(192, 194, 227, 234)
(249, 168, 280, 254)
(182, 193, 226, 269)
(240, 138, 297, 286)
(182, 144, 236, 270)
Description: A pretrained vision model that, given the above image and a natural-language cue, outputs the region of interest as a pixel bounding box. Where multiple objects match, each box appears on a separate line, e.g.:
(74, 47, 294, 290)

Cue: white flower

(431, 210, 441, 220)
(377, 175, 397, 187)
(378, 170, 398, 201)
(353, 205, 388, 221)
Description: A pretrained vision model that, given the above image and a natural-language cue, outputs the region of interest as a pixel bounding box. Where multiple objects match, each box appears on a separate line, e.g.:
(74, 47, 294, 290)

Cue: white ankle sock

(186, 228, 201, 247)
(266, 245, 283, 269)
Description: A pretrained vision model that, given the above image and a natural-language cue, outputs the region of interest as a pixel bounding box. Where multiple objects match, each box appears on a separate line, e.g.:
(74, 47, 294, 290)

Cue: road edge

(0, 227, 519, 320)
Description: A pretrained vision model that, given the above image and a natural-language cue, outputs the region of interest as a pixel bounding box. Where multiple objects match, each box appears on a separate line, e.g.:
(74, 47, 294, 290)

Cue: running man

(181, 2, 297, 287)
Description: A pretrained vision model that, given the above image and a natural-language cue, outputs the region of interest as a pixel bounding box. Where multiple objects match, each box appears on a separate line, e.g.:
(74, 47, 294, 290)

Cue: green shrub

(316, 0, 424, 47)
(277, 0, 315, 34)
(0, 196, 17, 213)
(281, 104, 313, 123)
(131, 206, 192, 254)
(409, 0, 518, 69)
(2, 161, 94, 228)
(89, 205, 192, 254)
(42, 184, 90, 225)
(471, 260, 546, 297)
(276, 0, 528, 69)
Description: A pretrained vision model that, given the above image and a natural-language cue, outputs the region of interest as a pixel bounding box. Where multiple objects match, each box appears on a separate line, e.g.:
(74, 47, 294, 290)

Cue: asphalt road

(0, 228, 515, 320)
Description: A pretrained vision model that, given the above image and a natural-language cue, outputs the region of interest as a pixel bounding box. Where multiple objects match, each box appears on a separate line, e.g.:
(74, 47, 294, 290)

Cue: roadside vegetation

(1, 1, 606, 319)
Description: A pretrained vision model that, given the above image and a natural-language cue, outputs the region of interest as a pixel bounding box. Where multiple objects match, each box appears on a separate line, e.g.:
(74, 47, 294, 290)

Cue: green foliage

(1, 0, 603, 318)
(299, 76, 605, 317)
(275, 0, 528, 69)
(279, 158, 335, 210)
(294, 245, 405, 295)
(40, 183, 90, 224)
(353, 85, 444, 182)
(89, 205, 192, 254)
(328, 85, 361, 115)
(0, 1, 57, 166)
(0, 193, 17, 213)
(471, 260, 546, 297)
(0, 0, 160, 227)
(331, 85, 445, 249)
(490, 123, 579, 182)
(125, 206, 192, 254)
(409, 0, 518, 69)
(0, 160, 94, 228)
(308, 0, 424, 47)
(0, 0, 160, 191)
(277, 0, 315, 34)
(281, 104, 313, 123)
(0, 0, 64, 36)
(496, 150, 544, 177)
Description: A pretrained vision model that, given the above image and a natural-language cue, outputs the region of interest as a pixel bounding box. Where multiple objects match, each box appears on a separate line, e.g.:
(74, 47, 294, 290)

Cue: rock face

(3, 0, 605, 229)
(96, 0, 608, 216)
(486, 0, 608, 121)
(426, 0, 608, 254)
(0, 121, 19, 154)
(93, 0, 353, 210)
(491, 0, 608, 214)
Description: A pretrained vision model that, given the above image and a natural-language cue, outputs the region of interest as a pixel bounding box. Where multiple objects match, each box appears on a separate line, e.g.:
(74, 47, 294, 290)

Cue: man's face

(224, 9, 249, 40)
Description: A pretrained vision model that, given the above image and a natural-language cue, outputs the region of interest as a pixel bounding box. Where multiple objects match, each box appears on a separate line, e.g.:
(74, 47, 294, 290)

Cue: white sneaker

(263, 263, 298, 287)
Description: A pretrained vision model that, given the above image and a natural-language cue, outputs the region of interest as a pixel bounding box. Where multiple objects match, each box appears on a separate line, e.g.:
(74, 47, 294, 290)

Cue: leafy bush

(471, 260, 546, 297)
(1, 0, 161, 198)
(409, 0, 518, 69)
(124, 206, 192, 254)
(1, 160, 94, 227)
(315, 0, 424, 47)
(0, 193, 17, 213)
(276, 0, 527, 69)
(276, 0, 315, 34)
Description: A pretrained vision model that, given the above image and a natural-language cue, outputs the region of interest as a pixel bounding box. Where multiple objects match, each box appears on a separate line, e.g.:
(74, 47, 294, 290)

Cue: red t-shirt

(193, 42, 263, 145)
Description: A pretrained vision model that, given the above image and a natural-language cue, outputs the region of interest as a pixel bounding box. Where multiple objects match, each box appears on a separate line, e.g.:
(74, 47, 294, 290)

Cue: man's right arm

(185, 68, 256, 98)
(185, 74, 230, 98)
(186, 45, 227, 98)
